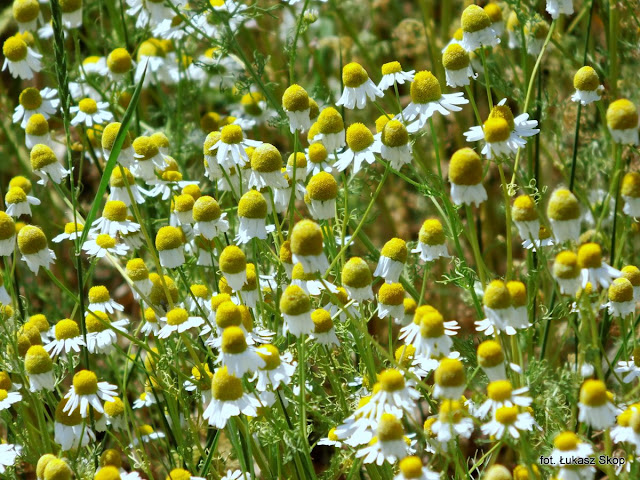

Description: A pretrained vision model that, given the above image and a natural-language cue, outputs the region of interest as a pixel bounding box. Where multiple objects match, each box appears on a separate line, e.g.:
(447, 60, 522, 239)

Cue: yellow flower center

(483, 117, 511, 143)
(342, 62, 369, 88)
(461, 5, 492, 33)
(132, 136, 159, 161)
(0, 213, 14, 241)
(220, 245, 246, 274)
(220, 124, 244, 144)
(166, 307, 189, 326)
(13, 0, 40, 23)
(20, 87, 43, 110)
(507, 281, 527, 307)
(395, 344, 416, 366)
(622, 265, 640, 287)
(399, 456, 423, 478)
(25, 345, 52, 374)
(85, 311, 109, 333)
(104, 397, 124, 417)
(102, 200, 128, 222)
(381, 61, 402, 76)
(89, 285, 111, 303)
(43, 458, 73, 480)
(609, 277, 634, 303)
(95, 234, 116, 249)
(488, 104, 516, 131)
(280, 285, 311, 315)
(155, 226, 183, 251)
(484, 3, 503, 22)
(410, 71, 442, 104)
(449, 148, 483, 185)
(78, 98, 98, 114)
(484, 280, 511, 309)
(512, 195, 537, 222)
(622, 172, 640, 198)
(102, 122, 132, 150)
(442, 43, 470, 71)
(312, 308, 333, 333)
(308, 143, 328, 164)
(435, 358, 465, 387)
(30, 144, 57, 170)
(107, 48, 132, 74)
(307, 172, 338, 201)
(317, 107, 344, 135)
(5, 187, 26, 205)
(420, 313, 445, 338)
(485, 465, 513, 480)
(381, 238, 408, 262)
(211, 366, 244, 401)
(55, 319, 80, 340)
(291, 219, 324, 256)
(282, 84, 310, 112)
(378, 282, 405, 306)
(495, 405, 519, 424)
(73, 370, 99, 395)
(577, 242, 602, 269)
(59, 0, 82, 13)
(258, 344, 281, 370)
(94, 466, 121, 480)
(166, 469, 191, 480)
(26, 114, 49, 136)
(342, 257, 372, 288)
(251, 143, 282, 173)
(579, 379, 608, 407)
(3, 36, 27, 62)
(238, 189, 268, 219)
(554, 431, 579, 451)
(377, 413, 404, 441)
(487, 380, 513, 401)
(345, 123, 374, 152)
(574, 66, 600, 92)
(419, 218, 445, 245)
(17, 225, 47, 254)
(607, 99, 639, 131)
(221, 325, 248, 353)
(126, 258, 148, 281)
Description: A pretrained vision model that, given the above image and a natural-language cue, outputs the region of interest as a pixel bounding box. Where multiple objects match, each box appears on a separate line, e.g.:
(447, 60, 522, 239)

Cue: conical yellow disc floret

(36, 455, 57, 480)
(487, 380, 513, 401)
(25, 345, 52, 374)
(553, 251, 580, 279)
(250, 143, 281, 173)
(73, 369, 98, 395)
(220, 246, 246, 274)
(215, 301, 242, 328)
(381, 238, 408, 262)
(173, 194, 194, 213)
(132, 136, 159, 161)
(346, 123, 374, 152)
(307, 172, 338, 201)
(342, 257, 372, 288)
(420, 312, 445, 338)
(621, 265, 640, 287)
(107, 48, 132, 74)
(109, 167, 135, 188)
(238, 190, 267, 219)
(483, 117, 510, 143)
(308, 143, 328, 164)
(381, 120, 409, 148)
(5, 187, 27, 205)
(155, 226, 183, 251)
(283, 84, 310, 112)
(484, 280, 511, 309)
(378, 282, 404, 305)
(102, 122, 132, 150)
(43, 458, 73, 480)
(395, 344, 416, 366)
(381, 61, 402, 76)
(608, 278, 633, 303)
(484, 3, 503, 22)
(59, 0, 82, 13)
(507, 281, 526, 307)
(166, 469, 192, 480)
(554, 431, 579, 450)
(280, 285, 311, 315)
(377, 413, 404, 441)
(419, 219, 445, 245)
(220, 124, 243, 144)
(18, 225, 47, 254)
(461, 4, 492, 33)
(20, 87, 42, 110)
(279, 240, 293, 265)
(489, 103, 516, 131)
(312, 308, 333, 333)
(221, 325, 247, 353)
(495, 405, 519, 425)
(13, 0, 40, 23)
(166, 307, 189, 326)
(449, 148, 483, 185)
(0, 212, 16, 240)
(579, 379, 608, 407)
(317, 107, 344, 135)
(547, 189, 580, 221)
(574, 66, 600, 92)
(258, 344, 281, 370)
(342, 62, 369, 88)
(443, 43, 470, 71)
(192, 196, 221, 222)
(291, 219, 324, 256)
(102, 200, 128, 222)
(211, 366, 244, 401)
(94, 466, 121, 480)
(95, 234, 116, 249)
(86, 311, 110, 332)
(622, 172, 640, 198)
(288, 152, 307, 169)
(28, 314, 49, 333)
(607, 99, 638, 131)
(26, 114, 49, 136)
(9, 176, 31, 196)
(512, 195, 537, 222)
(30, 144, 57, 170)
(126, 258, 148, 281)
(577, 242, 602, 269)
(55, 319, 80, 340)
(435, 358, 465, 387)
(89, 285, 111, 304)
(410, 71, 442, 104)
(477, 340, 504, 368)
(375, 114, 391, 134)
(484, 465, 513, 480)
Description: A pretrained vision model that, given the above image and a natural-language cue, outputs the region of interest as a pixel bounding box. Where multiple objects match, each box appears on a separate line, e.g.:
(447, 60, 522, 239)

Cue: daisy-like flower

(547, 188, 581, 242)
(219, 245, 247, 291)
(157, 307, 204, 339)
(254, 344, 296, 391)
(82, 233, 129, 258)
(290, 263, 333, 296)
(411, 311, 459, 361)
(280, 285, 314, 336)
(336, 62, 383, 110)
(282, 84, 312, 133)
(342, 257, 374, 302)
(305, 172, 338, 220)
(249, 143, 288, 189)
(378, 61, 415, 91)
(0, 443, 20, 475)
(130, 424, 165, 446)
(24, 114, 52, 150)
(315, 107, 345, 153)
(476, 280, 523, 336)
(464, 99, 539, 159)
(306, 142, 332, 175)
(219, 326, 265, 376)
(402, 71, 468, 131)
(140, 307, 161, 337)
(109, 167, 147, 206)
(377, 283, 405, 320)
(506, 11, 521, 49)
(45, 318, 85, 356)
(612, 405, 640, 452)
(334, 123, 381, 174)
(460, 4, 500, 51)
(524, 18, 550, 56)
(64, 370, 117, 417)
(155, 226, 185, 269)
(546, 0, 574, 19)
(603, 278, 635, 318)
(70, 98, 113, 128)
(101, 121, 136, 168)
(374, 238, 408, 283)
(377, 119, 412, 170)
(507, 281, 530, 331)
(622, 172, 640, 217)
(481, 405, 535, 439)
(310, 308, 339, 346)
(430, 399, 474, 450)
(17, 225, 56, 274)
(434, 358, 465, 399)
(577, 242, 620, 290)
(0, 387, 21, 411)
(2, 34, 42, 80)
(356, 413, 409, 465)
(14, 87, 59, 129)
(607, 99, 639, 145)
(86, 285, 124, 315)
(291, 219, 329, 274)
(134, 40, 171, 87)
(30, 144, 70, 187)
(553, 251, 581, 296)
(0, 213, 15, 257)
(59, 0, 84, 28)
(12, 0, 40, 32)
(106, 48, 133, 82)
(578, 379, 617, 429)
(90, 200, 140, 237)
(621, 265, 640, 302)
(511, 194, 540, 244)
(475, 380, 532, 419)
(448, 148, 487, 206)
(442, 44, 475, 88)
(85, 311, 129, 354)
(131, 135, 165, 180)
(571, 66, 603, 106)
(203, 366, 261, 428)
(364, 369, 421, 421)
(126, 258, 153, 299)
(5, 186, 39, 218)
(165, 468, 205, 480)
(235, 189, 275, 244)
(551, 431, 595, 479)
(103, 397, 126, 431)
(213, 124, 261, 169)
(412, 218, 449, 262)
(54, 398, 95, 450)
(484, 3, 504, 35)
(24, 345, 55, 391)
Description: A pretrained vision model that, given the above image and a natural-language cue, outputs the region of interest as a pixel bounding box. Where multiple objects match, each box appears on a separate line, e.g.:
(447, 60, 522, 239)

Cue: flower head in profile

(577, 242, 620, 290)
(30, 144, 70, 186)
(336, 62, 383, 110)
(607, 99, 639, 145)
(378, 61, 415, 91)
(315, 107, 345, 153)
(158, 307, 204, 339)
(547, 188, 581, 243)
(460, 5, 500, 51)
(18, 225, 56, 274)
(571, 66, 603, 106)
(442, 44, 476, 88)
(2, 34, 42, 80)
(282, 84, 312, 133)
(290, 219, 329, 274)
(70, 98, 113, 128)
(63, 369, 117, 417)
(14, 87, 59, 128)
(448, 148, 487, 206)
(203, 366, 261, 429)
(578, 379, 617, 429)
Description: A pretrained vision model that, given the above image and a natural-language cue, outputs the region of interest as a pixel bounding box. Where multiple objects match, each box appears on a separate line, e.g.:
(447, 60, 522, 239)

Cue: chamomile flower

(126, 258, 152, 299)
(254, 344, 295, 391)
(25, 114, 52, 149)
(476, 280, 520, 335)
(476, 380, 532, 419)
(305, 172, 338, 220)
(615, 347, 640, 383)
(484, 3, 504, 35)
(24, 345, 55, 391)
(203, 366, 261, 428)
(430, 399, 474, 449)
(109, 167, 147, 207)
(14, 87, 59, 129)
(0, 443, 21, 475)
(18, 225, 56, 273)
(356, 413, 408, 465)
(4, 186, 38, 218)
(213, 124, 261, 169)
(398, 298, 417, 327)
(82, 233, 129, 258)
(481, 405, 535, 439)
(131, 135, 164, 180)
(0, 213, 15, 257)
(306, 142, 332, 175)
(86, 285, 124, 315)
(578, 242, 620, 289)
(460, 4, 500, 51)
(378, 61, 415, 91)
(52, 223, 84, 245)
(220, 326, 265, 375)
(508, 281, 530, 330)
(377, 283, 405, 320)
(607, 99, 639, 145)
(546, 0, 574, 19)
(130, 424, 165, 446)
(101, 122, 136, 168)
(2, 34, 42, 80)
(413, 218, 450, 262)
(315, 107, 345, 153)
(45, 319, 85, 356)
(334, 123, 381, 174)
(157, 307, 204, 338)
(402, 71, 468, 131)
(379, 120, 412, 170)
(571, 66, 603, 105)
(622, 172, 640, 217)
(85, 311, 129, 354)
(442, 43, 475, 87)
(100, 398, 124, 432)
(342, 257, 374, 301)
(70, 98, 113, 128)
(0, 387, 21, 411)
(621, 265, 640, 302)
(310, 308, 339, 346)
(578, 379, 617, 429)
(154, 226, 184, 268)
(611, 405, 640, 452)
(219, 245, 247, 291)
(434, 358, 465, 399)
(54, 399, 96, 450)
(511, 194, 540, 244)
(547, 188, 581, 242)
(552, 250, 582, 296)
(58, 0, 84, 28)
(30, 144, 70, 187)
(249, 143, 288, 189)
(291, 219, 329, 274)
(336, 62, 383, 110)
(412, 311, 459, 360)
(283, 84, 312, 133)
(603, 278, 635, 318)
(290, 262, 329, 296)
(280, 285, 314, 336)
(91, 200, 140, 237)
(448, 148, 487, 206)
(235, 189, 274, 244)
(374, 238, 408, 283)
(12, 0, 40, 32)
(63, 370, 117, 417)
